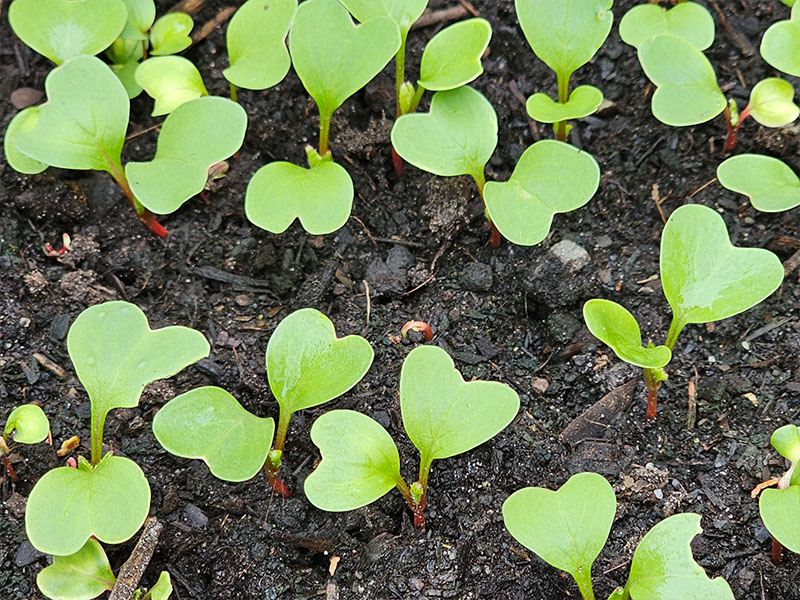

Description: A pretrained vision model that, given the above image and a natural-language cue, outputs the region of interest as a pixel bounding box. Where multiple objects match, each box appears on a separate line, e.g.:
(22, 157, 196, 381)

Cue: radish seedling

(515, 0, 613, 140)
(717, 154, 800, 213)
(503, 472, 735, 600)
(8, 0, 127, 65)
(761, 2, 800, 77)
(1, 403, 50, 479)
(760, 424, 800, 559)
(125, 96, 247, 215)
(135, 56, 208, 116)
(583, 204, 784, 418)
(149, 12, 193, 56)
(304, 345, 519, 528)
(619, 1, 715, 51)
(25, 301, 209, 556)
(153, 308, 373, 497)
(224, 0, 296, 99)
(723, 78, 800, 152)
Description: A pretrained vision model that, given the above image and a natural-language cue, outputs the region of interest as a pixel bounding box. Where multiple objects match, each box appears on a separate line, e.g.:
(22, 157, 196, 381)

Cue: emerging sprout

(723, 78, 799, 152)
(135, 56, 208, 116)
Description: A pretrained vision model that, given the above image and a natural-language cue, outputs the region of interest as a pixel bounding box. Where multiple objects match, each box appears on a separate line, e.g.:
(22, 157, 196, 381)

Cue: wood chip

(33, 353, 67, 378)
(11, 87, 43, 109)
(562, 379, 637, 446)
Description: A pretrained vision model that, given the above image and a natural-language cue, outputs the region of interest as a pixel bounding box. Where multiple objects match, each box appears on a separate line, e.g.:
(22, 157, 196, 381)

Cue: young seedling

(503, 472, 735, 600)
(1, 403, 50, 479)
(636, 34, 726, 126)
(759, 424, 800, 563)
(149, 12, 193, 55)
(761, 2, 800, 78)
(125, 96, 247, 215)
(584, 204, 784, 418)
(154, 308, 373, 497)
(224, 0, 296, 101)
(304, 345, 519, 528)
(723, 78, 800, 152)
(717, 154, 800, 213)
(3, 55, 168, 236)
(8, 0, 127, 65)
(25, 301, 209, 556)
(516, 0, 613, 140)
(619, 1, 715, 51)
(135, 56, 208, 116)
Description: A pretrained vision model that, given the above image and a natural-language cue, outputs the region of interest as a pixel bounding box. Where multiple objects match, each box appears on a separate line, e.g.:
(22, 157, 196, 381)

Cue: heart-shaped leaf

(245, 160, 353, 235)
(391, 86, 497, 181)
(483, 140, 599, 246)
(304, 409, 404, 511)
(761, 486, 800, 554)
(3, 404, 49, 445)
(36, 538, 116, 600)
(625, 514, 735, 599)
(746, 78, 800, 127)
(400, 345, 519, 467)
(289, 0, 400, 121)
(339, 0, 428, 39)
(638, 35, 726, 126)
(772, 424, 800, 465)
(526, 85, 603, 123)
(515, 0, 613, 81)
(418, 18, 491, 91)
(224, 0, 296, 90)
(660, 204, 784, 335)
(267, 308, 374, 417)
(502, 472, 616, 591)
(149, 13, 193, 55)
(9, 0, 127, 64)
(717, 154, 800, 213)
(619, 1, 715, 50)
(119, 0, 156, 40)
(760, 2, 800, 77)
(583, 299, 672, 369)
(11, 55, 129, 174)
(153, 386, 275, 482)
(67, 301, 210, 463)
(135, 56, 208, 116)
(4, 110, 48, 175)
(148, 572, 173, 600)
(26, 455, 151, 556)
(126, 96, 247, 214)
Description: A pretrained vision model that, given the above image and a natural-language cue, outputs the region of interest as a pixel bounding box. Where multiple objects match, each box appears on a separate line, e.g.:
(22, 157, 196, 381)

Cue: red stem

(2, 456, 18, 481)
(771, 536, 783, 565)
(489, 222, 501, 248)
(391, 146, 404, 178)
(267, 473, 291, 498)
(646, 387, 658, 419)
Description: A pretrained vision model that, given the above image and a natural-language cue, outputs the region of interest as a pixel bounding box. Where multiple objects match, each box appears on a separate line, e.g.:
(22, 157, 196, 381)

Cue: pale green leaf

(26, 455, 151, 556)
(289, 0, 400, 120)
(153, 386, 275, 482)
(4, 404, 49, 445)
(760, 486, 800, 554)
(304, 410, 403, 511)
(135, 56, 208, 116)
(660, 204, 784, 334)
(760, 2, 800, 77)
(619, 2, 715, 50)
(418, 18, 491, 91)
(391, 86, 497, 179)
(583, 299, 672, 369)
(638, 35, 725, 126)
(149, 572, 173, 600)
(119, 0, 155, 40)
(3, 110, 48, 175)
(245, 160, 353, 235)
(126, 96, 247, 214)
(106, 36, 144, 63)
(224, 0, 296, 90)
(267, 308, 374, 416)
(339, 0, 428, 38)
(400, 345, 519, 465)
(771, 424, 800, 464)
(526, 85, 603, 123)
(112, 60, 144, 99)
(746, 77, 799, 127)
(717, 154, 800, 213)
(149, 13, 193, 55)
(626, 514, 735, 599)
(37, 538, 115, 600)
(9, 0, 127, 64)
(483, 140, 599, 246)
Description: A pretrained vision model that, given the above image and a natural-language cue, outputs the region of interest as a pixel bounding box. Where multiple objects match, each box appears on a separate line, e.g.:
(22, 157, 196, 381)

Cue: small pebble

(234, 294, 251, 306)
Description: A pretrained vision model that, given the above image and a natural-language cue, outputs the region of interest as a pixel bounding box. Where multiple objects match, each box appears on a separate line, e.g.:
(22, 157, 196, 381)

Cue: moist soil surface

(1, 1, 799, 598)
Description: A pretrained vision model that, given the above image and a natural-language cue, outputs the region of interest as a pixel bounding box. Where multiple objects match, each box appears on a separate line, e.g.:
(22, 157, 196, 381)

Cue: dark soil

(1, 1, 799, 599)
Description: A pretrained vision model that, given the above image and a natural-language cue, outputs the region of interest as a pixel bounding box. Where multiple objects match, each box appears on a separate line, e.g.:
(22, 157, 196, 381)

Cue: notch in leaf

(135, 56, 209, 116)
(717, 154, 800, 213)
(619, 1, 715, 51)
(304, 345, 519, 528)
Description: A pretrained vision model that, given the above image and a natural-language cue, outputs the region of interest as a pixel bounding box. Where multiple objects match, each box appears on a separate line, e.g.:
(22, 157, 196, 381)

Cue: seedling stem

(264, 410, 292, 497)
(108, 160, 169, 238)
(319, 111, 332, 156)
(230, 82, 238, 103)
(574, 566, 595, 600)
(723, 100, 747, 153)
(555, 74, 570, 142)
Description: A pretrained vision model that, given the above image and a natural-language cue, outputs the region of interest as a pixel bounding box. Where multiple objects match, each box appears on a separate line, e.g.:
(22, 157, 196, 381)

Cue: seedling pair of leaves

(304, 345, 519, 528)
(717, 154, 800, 213)
(244, 0, 400, 236)
(391, 86, 600, 246)
(25, 301, 209, 557)
(4, 56, 246, 236)
(516, 0, 613, 141)
(106, 0, 194, 99)
(583, 204, 783, 418)
(503, 472, 735, 600)
(153, 308, 373, 497)
(760, 424, 800, 559)
(722, 78, 800, 152)
(37, 538, 172, 600)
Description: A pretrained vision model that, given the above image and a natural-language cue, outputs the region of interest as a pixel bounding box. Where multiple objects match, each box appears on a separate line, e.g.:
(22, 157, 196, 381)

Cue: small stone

(234, 294, 251, 306)
(15, 541, 43, 567)
(550, 240, 590, 271)
(531, 377, 549, 395)
(595, 235, 613, 249)
(49, 314, 71, 340)
(5, 492, 27, 519)
(460, 262, 493, 292)
(371, 410, 391, 429)
(653, 488, 664, 500)
(11, 87, 44, 109)
(184, 503, 208, 529)
(162, 484, 181, 515)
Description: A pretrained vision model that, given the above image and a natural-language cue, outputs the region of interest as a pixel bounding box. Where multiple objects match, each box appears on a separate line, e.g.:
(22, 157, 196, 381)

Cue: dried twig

(109, 517, 163, 600)
(412, 6, 470, 29)
(192, 6, 236, 44)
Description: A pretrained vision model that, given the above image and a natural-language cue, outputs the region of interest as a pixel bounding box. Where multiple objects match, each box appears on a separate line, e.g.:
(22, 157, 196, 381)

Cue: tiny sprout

(723, 78, 799, 152)
(401, 321, 433, 341)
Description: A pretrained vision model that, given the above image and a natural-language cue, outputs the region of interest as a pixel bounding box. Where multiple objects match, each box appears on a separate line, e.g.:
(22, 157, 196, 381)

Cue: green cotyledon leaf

(760, 2, 800, 77)
(619, 1, 715, 50)
(3, 404, 49, 445)
(760, 486, 800, 554)
(304, 409, 404, 511)
(135, 56, 208, 116)
(339, 0, 427, 39)
(745, 78, 800, 128)
(583, 299, 672, 369)
(526, 85, 603, 123)
(36, 538, 116, 600)
(717, 154, 800, 213)
(418, 18, 492, 91)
